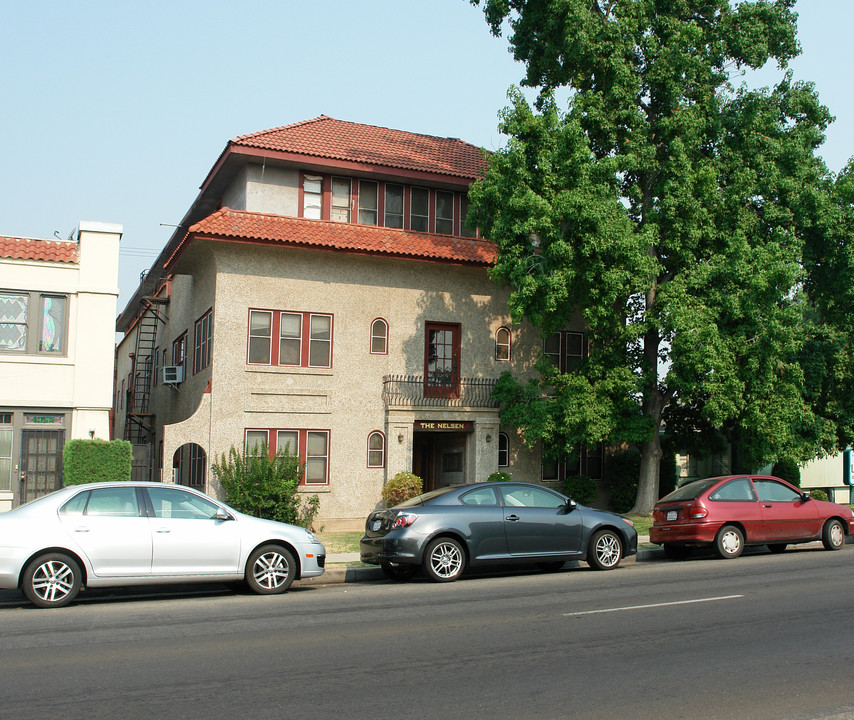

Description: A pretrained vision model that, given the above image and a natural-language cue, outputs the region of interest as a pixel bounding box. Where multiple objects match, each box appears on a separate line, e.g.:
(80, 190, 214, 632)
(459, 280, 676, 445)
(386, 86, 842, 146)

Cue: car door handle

(505, 515, 520, 522)
(155, 528, 172, 533)
(73, 526, 90, 533)
(763, 504, 773, 508)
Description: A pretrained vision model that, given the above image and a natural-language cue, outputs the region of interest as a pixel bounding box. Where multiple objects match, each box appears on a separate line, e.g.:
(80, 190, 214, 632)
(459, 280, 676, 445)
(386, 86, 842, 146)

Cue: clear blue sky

(2, 1, 852, 312)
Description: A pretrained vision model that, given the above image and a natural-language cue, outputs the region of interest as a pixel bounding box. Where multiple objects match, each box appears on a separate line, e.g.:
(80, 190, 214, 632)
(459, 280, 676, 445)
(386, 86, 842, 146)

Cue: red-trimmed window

(371, 318, 388, 355)
(410, 187, 429, 231)
(331, 177, 351, 222)
(435, 191, 454, 234)
(367, 431, 385, 468)
(303, 175, 323, 219)
(247, 309, 333, 368)
(172, 333, 187, 370)
(193, 309, 212, 375)
(425, 322, 460, 398)
(245, 428, 330, 485)
(385, 184, 404, 228)
(358, 181, 378, 225)
(495, 327, 511, 362)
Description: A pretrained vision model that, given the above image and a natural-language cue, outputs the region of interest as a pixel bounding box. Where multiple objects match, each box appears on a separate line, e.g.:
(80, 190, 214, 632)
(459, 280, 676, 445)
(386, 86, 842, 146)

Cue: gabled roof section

(169, 208, 497, 268)
(231, 116, 489, 180)
(0, 236, 78, 264)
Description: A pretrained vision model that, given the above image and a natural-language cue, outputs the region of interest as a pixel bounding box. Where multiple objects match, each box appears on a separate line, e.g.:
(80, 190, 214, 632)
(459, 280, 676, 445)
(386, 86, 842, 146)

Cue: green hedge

(63, 439, 132, 485)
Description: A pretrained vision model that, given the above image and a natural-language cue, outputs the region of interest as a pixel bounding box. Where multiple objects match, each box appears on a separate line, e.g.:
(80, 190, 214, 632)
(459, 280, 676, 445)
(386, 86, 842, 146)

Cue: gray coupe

(361, 481, 637, 582)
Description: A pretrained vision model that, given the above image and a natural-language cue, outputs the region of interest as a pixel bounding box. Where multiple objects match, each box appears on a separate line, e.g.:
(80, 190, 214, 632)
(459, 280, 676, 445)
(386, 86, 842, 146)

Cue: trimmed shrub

(63, 439, 132, 485)
(212, 444, 318, 527)
(561, 474, 597, 505)
(810, 489, 829, 501)
(608, 450, 641, 513)
(488, 471, 512, 482)
(772, 458, 801, 487)
(381, 471, 423, 507)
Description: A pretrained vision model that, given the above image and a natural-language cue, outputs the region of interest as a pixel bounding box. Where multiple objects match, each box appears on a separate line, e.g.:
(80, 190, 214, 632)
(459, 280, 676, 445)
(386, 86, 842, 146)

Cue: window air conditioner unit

(163, 366, 183, 384)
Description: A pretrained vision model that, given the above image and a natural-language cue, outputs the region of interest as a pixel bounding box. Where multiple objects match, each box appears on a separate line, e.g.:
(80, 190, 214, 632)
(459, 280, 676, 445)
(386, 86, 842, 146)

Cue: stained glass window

(0, 293, 28, 351)
(40, 295, 66, 352)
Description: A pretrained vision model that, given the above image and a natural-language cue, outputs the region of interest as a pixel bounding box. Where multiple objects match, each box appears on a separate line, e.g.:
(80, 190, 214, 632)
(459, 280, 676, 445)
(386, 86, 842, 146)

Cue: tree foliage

(469, 0, 842, 512)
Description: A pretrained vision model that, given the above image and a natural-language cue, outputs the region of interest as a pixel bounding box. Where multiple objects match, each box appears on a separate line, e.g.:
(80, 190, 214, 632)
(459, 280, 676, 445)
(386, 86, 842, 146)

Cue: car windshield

(395, 486, 459, 508)
(659, 477, 722, 503)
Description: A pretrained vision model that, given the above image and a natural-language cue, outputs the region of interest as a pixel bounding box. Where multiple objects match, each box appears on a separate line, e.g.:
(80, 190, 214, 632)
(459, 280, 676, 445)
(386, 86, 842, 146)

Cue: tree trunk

(632, 428, 662, 515)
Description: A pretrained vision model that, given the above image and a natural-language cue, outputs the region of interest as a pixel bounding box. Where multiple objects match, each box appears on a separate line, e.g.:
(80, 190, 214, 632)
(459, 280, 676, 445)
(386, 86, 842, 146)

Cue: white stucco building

(0, 222, 122, 510)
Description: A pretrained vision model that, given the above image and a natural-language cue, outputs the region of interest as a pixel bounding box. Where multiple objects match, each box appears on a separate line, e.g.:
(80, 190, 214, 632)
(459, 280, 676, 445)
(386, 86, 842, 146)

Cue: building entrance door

(20, 429, 64, 504)
(413, 431, 467, 492)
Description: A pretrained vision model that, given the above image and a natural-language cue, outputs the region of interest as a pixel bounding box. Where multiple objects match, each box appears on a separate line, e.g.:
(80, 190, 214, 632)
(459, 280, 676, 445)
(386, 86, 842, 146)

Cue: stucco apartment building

(114, 117, 590, 529)
(0, 223, 122, 510)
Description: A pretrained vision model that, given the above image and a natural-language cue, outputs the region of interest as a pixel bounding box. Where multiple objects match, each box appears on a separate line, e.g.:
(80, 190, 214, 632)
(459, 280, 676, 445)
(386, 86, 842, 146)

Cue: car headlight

(622, 517, 634, 527)
(303, 529, 321, 544)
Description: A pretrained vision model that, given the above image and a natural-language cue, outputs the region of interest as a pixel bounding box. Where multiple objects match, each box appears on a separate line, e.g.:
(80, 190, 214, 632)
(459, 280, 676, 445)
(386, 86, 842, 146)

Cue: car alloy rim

(830, 522, 844, 547)
(253, 550, 290, 589)
(721, 530, 740, 555)
(430, 541, 463, 578)
(596, 534, 620, 567)
(31, 559, 75, 603)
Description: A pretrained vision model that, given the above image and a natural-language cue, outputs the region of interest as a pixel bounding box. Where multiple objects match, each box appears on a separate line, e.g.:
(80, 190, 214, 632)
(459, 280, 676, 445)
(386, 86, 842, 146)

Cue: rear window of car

(659, 478, 721, 503)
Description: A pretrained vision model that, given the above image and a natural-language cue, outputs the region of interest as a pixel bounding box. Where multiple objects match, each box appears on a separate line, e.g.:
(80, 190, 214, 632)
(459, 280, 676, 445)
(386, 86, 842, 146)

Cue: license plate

(666, 510, 678, 521)
(371, 519, 382, 532)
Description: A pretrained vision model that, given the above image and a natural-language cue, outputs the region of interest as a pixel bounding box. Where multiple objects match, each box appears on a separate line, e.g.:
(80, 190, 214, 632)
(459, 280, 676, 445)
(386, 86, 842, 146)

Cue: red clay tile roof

(0, 236, 78, 263)
(231, 116, 489, 180)
(171, 208, 497, 268)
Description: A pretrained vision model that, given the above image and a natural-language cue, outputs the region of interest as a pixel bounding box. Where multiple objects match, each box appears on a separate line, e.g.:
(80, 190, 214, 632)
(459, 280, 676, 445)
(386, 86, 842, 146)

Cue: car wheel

(381, 561, 418, 581)
(663, 544, 692, 560)
(588, 529, 623, 570)
(422, 537, 466, 582)
(715, 525, 744, 559)
(245, 545, 296, 594)
(822, 519, 845, 551)
(767, 543, 787, 554)
(22, 553, 82, 609)
(536, 561, 565, 572)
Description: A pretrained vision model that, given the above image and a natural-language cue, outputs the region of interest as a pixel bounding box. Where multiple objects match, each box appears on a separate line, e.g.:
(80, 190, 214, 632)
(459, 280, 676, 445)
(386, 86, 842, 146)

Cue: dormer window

(331, 178, 351, 222)
(385, 184, 404, 229)
(358, 181, 378, 225)
(303, 175, 322, 219)
(435, 191, 454, 234)
(411, 187, 429, 231)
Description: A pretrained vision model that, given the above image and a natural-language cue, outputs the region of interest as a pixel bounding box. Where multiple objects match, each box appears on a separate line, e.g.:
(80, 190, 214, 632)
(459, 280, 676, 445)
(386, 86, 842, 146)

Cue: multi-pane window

(245, 428, 330, 485)
(368, 431, 385, 468)
(544, 331, 587, 372)
(371, 318, 388, 354)
(544, 444, 604, 482)
(193, 310, 212, 374)
(248, 310, 273, 364)
(247, 309, 333, 368)
(0, 423, 12, 492)
(152, 346, 160, 390)
(410, 187, 429, 231)
(495, 327, 511, 361)
(0, 291, 68, 355)
(435, 191, 454, 234)
(331, 178, 351, 222)
(385, 184, 404, 228)
(303, 175, 322, 219)
(358, 181, 378, 225)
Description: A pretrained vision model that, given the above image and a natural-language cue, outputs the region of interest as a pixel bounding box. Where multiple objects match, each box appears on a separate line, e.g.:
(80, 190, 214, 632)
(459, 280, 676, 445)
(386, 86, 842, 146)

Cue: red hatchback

(650, 475, 854, 559)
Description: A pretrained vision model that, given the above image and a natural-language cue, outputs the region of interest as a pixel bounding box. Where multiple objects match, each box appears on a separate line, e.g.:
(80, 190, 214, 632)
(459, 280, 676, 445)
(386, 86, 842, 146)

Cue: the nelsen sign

(414, 421, 474, 432)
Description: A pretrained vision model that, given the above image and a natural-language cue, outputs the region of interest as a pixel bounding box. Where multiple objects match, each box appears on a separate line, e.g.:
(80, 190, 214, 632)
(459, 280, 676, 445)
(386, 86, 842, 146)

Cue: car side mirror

(800, 492, 812, 502)
(215, 508, 232, 521)
(566, 499, 577, 512)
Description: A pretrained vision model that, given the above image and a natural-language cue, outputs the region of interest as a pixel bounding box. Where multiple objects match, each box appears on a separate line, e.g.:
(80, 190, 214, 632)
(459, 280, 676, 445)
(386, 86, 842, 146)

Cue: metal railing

(382, 375, 500, 408)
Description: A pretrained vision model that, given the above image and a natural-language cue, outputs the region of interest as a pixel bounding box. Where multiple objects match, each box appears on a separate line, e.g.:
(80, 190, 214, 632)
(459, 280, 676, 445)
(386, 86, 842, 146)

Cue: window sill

(246, 365, 333, 377)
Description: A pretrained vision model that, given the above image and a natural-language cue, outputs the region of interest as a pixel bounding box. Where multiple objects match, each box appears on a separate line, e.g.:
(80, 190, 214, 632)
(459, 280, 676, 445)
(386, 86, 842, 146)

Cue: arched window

(371, 318, 388, 354)
(498, 432, 509, 467)
(495, 327, 511, 361)
(368, 431, 385, 468)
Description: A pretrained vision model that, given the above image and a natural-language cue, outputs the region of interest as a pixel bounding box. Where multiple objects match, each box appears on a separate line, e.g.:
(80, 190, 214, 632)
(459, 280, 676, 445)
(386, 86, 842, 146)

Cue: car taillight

(392, 512, 418, 529)
(689, 504, 708, 519)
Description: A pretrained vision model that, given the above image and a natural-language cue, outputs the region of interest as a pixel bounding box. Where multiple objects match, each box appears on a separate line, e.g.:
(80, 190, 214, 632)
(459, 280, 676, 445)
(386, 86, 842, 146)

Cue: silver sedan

(0, 481, 325, 608)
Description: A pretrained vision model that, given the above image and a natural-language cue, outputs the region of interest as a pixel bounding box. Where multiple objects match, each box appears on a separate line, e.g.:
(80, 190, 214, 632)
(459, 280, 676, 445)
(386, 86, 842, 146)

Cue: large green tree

(469, 0, 838, 512)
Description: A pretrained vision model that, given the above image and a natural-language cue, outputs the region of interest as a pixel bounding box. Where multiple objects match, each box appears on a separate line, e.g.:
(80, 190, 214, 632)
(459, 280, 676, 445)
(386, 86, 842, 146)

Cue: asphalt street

(1, 546, 853, 720)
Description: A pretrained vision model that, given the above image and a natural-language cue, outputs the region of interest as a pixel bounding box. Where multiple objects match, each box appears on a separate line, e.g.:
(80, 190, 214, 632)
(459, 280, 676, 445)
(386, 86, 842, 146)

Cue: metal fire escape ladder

(125, 298, 167, 444)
